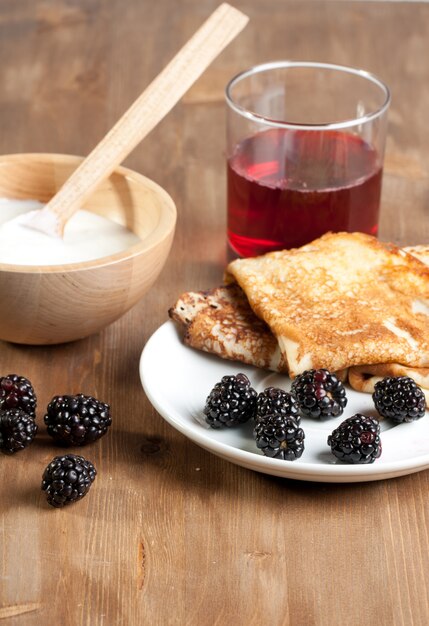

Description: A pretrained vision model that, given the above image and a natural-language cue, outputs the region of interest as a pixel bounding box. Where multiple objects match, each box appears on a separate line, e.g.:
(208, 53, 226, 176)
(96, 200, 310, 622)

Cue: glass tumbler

(225, 61, 390, 257)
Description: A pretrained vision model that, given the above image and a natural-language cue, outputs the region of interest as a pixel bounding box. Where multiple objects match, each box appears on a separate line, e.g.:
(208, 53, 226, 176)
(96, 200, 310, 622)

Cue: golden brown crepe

(169, 283, 287, 372)
(348, 363, 429, 403)
(170, 233, 429, 397)
(226, 232, 429, 377)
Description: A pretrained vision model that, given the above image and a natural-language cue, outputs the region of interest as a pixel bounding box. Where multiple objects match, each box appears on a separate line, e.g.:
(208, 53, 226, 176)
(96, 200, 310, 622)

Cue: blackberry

(254, 414, 305, 460)
(44, 394, 111, 446)
(291, 368, 347, 420)
(373, 376, 426, 423)
(256, 387, 300, 423)
(41, 453, 97, 508)
(328, 414, 382, 464)
(0, 374, 36, 418)
(0, 408, 38, 454)
(203, 373, 257, 428)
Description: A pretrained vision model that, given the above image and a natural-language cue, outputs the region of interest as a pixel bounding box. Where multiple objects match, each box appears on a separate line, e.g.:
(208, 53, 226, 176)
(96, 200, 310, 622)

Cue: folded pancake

(168, 282, 341, 384)
(169, 282, 428, 395)
(226, 232, 429, 377)
(348, 364, 429, 403)
(170, 235, 429, 396)
(168, 283, 287, 372)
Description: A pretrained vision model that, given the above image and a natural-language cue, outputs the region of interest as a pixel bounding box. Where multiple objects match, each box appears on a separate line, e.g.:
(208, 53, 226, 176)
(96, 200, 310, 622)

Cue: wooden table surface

(1, 1, 429, 625)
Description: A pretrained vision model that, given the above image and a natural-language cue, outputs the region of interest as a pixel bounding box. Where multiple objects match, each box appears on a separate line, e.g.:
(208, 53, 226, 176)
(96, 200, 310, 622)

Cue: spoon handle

(28, 3, 248, 237)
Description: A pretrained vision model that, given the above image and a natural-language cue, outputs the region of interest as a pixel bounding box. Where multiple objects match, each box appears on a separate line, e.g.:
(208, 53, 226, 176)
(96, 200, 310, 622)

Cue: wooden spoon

(24, 3, 248, 238)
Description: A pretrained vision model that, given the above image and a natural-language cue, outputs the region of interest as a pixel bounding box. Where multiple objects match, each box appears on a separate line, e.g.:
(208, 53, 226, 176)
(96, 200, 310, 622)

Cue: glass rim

(225, 61, 391, 131)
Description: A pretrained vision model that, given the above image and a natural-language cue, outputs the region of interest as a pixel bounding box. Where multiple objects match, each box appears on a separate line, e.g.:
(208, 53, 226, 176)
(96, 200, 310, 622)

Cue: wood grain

(26, 3, 248, 236)
(0, 1, 428, 625)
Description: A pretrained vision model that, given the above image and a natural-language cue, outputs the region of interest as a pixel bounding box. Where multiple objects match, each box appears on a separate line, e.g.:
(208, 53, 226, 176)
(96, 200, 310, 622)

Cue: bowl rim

(0, 153, 177, 274)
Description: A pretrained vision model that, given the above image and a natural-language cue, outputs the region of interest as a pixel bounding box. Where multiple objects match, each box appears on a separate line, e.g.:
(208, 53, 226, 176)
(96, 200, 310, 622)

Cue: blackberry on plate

(372, 376, 426, 423)
(327, 414, 382, 464)
(291, 368, 347, 420)
(254, 414, 305, 461)
(41, 453, 97, 508)
(0, 408, 38, 454)
(44, 394, 111, 446)
(256, 387, 300, 423)
(0, 374, 37, 418)
(203, 373, 257, 428)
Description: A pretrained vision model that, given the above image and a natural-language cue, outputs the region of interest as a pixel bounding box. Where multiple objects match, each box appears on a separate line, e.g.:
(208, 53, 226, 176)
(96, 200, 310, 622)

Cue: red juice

(227, 128, 383, 257)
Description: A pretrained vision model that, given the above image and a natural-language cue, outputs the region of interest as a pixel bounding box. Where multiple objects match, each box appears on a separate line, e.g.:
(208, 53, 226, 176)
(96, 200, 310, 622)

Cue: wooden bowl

(0, 153, 177, 344)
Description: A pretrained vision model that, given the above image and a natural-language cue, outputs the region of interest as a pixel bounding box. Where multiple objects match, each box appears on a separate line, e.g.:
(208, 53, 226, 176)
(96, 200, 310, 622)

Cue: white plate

(139, 321, 429, 483)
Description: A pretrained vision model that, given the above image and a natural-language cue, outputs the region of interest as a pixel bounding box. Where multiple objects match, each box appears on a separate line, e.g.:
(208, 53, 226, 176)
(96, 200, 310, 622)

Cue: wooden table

(1, 2, 429, 625)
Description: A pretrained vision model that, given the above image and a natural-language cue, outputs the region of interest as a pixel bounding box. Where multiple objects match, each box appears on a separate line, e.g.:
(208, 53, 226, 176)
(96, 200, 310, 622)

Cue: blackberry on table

(327, 414, 382, 464)
(0, 374, 37, 418)
(256, 387, 300, 423)
(254, 414, 305, 461)
(291, 368, 347, 420)
(203, 373, 257, 428)
(44, 394, 111, 446)
(0, 408, 38, 454)
(373, 376, 426, 423)
(41, 453, 97, 508)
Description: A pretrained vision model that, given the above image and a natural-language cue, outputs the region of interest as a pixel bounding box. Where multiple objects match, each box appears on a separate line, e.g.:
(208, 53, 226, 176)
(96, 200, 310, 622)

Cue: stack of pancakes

(169, 232, 429, 400)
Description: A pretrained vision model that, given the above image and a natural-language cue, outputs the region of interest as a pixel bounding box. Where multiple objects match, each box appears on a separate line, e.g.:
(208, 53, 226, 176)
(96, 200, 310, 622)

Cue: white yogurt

(0, 198, 141, 266)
